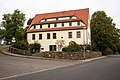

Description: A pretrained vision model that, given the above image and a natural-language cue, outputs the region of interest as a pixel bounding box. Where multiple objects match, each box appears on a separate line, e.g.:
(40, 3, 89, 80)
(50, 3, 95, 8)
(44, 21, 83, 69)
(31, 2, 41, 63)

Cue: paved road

(2, 56, 120, 80)
(0, 46, 81, 79)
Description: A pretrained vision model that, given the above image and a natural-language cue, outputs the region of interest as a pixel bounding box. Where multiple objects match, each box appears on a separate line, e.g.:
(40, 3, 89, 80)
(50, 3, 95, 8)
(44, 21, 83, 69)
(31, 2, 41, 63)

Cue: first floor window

(47, 33, 50, 39)
(39, 34, 42, 40)
(68, 32, 72, 38)
(77, 31, 81, 38)
(32, 34, 35, 40)
(53, 33, 56, 39)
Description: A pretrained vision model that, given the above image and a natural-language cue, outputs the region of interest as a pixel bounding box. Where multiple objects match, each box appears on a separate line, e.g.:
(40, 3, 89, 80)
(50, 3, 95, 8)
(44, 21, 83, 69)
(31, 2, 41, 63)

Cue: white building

(26, 8, 91, 51)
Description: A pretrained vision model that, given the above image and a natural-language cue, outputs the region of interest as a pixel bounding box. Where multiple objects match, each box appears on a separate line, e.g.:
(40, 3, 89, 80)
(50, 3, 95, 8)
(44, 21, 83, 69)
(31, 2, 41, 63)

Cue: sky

(0, 0, 120, 29)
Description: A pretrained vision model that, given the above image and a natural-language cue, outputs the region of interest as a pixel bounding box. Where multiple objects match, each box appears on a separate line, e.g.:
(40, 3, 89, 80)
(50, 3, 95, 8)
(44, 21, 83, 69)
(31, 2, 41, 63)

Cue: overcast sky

(0, 0, 120, 28)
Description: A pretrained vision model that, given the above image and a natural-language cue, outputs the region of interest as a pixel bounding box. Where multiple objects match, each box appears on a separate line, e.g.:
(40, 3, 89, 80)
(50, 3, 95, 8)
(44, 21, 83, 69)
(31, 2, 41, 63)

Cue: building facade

(26, 8, 91, 51)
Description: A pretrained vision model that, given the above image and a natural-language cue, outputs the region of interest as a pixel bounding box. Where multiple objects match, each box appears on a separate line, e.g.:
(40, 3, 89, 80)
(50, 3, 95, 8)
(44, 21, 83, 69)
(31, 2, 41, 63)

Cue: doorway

(49, 45, 56, 51)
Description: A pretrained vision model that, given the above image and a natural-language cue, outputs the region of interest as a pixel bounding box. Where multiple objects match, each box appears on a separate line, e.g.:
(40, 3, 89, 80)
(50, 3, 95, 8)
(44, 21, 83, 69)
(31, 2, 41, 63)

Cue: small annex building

(26, 8, 91, 51)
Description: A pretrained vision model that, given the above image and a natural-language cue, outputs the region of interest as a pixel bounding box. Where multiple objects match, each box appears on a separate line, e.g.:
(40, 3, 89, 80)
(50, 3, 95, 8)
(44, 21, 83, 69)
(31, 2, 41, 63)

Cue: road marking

(0, 56, 107, 80)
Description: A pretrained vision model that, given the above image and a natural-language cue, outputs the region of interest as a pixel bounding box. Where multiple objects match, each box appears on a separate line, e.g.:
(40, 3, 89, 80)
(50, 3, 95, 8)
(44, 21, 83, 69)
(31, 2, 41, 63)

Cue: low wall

(9, 47, 102, 60)
(9, 47, 28, 55)
(42, 51, 102, 60)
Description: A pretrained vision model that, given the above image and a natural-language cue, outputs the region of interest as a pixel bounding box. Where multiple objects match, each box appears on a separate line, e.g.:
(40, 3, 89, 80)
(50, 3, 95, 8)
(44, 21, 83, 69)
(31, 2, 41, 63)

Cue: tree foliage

(27, 18, 33, 25)
(1, 9, 25, 41)
(90, 11, 120, 55)
(29, 43, 41, 54)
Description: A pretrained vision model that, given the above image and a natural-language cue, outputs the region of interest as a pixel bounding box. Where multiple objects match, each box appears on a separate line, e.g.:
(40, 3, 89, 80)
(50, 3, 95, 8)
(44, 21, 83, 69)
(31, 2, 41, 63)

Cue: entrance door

(49, 45, 56, 51)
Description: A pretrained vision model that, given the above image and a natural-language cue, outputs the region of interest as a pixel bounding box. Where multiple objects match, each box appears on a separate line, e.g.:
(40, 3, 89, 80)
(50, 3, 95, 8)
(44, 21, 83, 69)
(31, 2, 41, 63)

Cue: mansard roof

(26, 8, 89, 32)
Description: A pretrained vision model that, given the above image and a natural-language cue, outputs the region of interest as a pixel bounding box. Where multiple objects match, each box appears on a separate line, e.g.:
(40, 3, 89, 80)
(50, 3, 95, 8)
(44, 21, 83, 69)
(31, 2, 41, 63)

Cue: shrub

(29, 43, 41, 54)
(103, 48, 113, 55)
(62, 41, 82, 52)
(13, 40, 28, 50)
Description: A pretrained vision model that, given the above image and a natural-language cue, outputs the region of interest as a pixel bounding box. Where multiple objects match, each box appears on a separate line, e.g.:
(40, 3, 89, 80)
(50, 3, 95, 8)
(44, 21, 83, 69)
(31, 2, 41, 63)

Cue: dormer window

(45, 19, 47, 21)
(69, 22, 72, 26)
(56, 18, 58, 20)
(62, 23, 64, 27)
(33, 25, 36, 29)
(69, 16, 72, 19)
(48, 24, 50, 28)
(77, 22, 80, 25)
(54, 23, 57, 27)
(40, 25, 42, 28)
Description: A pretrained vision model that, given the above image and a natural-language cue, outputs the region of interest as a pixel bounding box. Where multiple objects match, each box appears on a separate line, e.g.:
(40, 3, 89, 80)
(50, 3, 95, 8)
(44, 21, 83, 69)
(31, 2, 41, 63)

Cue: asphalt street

(0, 45, 120, 80)
(1, 56, 120, 80)
(0, 45, 80, 79)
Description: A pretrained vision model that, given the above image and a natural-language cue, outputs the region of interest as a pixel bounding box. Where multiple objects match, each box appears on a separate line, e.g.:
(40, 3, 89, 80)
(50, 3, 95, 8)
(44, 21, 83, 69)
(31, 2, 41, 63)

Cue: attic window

(33, 25, 36, 29)
(48, 24, 50, 28)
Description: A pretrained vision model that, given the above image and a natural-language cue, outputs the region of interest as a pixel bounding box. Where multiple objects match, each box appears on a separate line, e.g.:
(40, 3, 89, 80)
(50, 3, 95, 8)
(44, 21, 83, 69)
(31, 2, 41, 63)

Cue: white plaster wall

(72, 22, 77, 26)
(72, 16, 77, 19)
(64, 23, 69, 27)
(47, 18, 56, 21)
(35, 25, 40, 29)
(27, 29, 90, 51)
(50, 24, 54, 28)
(57, 23, 62, 27)
(42, 24, 48, 28)
(58, 17, 70, 20)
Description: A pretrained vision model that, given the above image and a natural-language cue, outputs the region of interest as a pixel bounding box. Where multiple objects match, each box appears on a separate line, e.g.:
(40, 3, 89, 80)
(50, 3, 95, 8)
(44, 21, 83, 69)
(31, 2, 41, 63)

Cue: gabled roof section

(26, 8, 89, 32)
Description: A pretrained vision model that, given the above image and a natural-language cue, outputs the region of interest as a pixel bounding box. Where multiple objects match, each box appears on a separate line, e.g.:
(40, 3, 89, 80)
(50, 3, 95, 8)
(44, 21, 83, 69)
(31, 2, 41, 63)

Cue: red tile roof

(26, 8, 89, 33)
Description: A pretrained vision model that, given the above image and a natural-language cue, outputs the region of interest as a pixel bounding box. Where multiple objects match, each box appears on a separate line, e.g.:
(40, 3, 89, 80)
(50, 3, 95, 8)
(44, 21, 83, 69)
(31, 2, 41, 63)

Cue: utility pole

(83, 27, 86, 60)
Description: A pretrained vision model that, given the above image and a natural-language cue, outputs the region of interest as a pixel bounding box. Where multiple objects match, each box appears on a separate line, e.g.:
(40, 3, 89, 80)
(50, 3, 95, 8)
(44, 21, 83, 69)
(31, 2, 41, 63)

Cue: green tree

(90, 11, 120, 55)
(1, 9, 25, 41)
(27, 18, 33, 25)
(29, 43, 41, 54)
(0, 29, 5, 39)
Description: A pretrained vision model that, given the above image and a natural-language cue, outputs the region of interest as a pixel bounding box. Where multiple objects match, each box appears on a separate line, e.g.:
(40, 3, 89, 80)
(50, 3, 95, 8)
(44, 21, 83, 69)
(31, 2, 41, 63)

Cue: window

(62, 23, 64, 27)
(41, 48, 44, 50)
(40, 25, 42, 28)
(49, 45, 56, 51)
(77, 21, 80, 25)
(54, 23, 57, 27)
(39, 34, 42, 40)
(48, 24, 50, 28)
(53, 33, 56, 39)
(33, 25, 36, 29)
(68, 32, 72, 38)
(77, 31, 81, 38)
(69, 22, 72, 26)
(69, 16, 72, 19)
(45, 19, 47, 21)
(56, 18, 58, 20)
(32, 34, 35, 40)
(47, 33, 50, 39)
